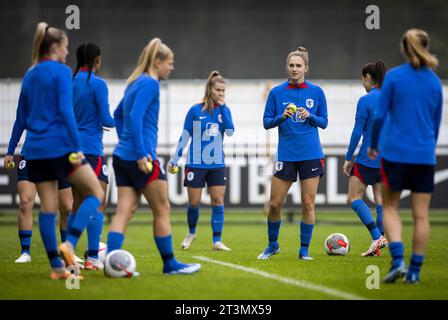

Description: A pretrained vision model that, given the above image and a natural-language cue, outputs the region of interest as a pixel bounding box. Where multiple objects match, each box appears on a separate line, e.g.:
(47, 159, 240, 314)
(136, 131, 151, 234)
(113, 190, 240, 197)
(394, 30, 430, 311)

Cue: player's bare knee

(19, 197, 33, 213)
(93, 188, 105, 203)
(188, 200, 200, 208)
(269, 200, 283, 216)
(211, 197, 224, 206)
(302, 198, 315, 214)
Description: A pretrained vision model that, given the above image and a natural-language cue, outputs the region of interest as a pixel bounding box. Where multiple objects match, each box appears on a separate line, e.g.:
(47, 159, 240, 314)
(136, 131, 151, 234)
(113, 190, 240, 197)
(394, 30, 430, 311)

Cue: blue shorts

(273, 159, 325, 182)
(350, 162, 381, 186)
(113, 155, 166, 190)
(26, 153, 87, 186)
(85, 154, 109, 184)
(381, 159, 434, 193)
(183, 167, 227, 188)
(17, 155, 72, 189)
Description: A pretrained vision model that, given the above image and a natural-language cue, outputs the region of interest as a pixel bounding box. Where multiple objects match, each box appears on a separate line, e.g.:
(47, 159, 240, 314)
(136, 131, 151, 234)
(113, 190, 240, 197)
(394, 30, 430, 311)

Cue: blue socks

(351, 199, 382, 240)
(154, 234, 187, 272)
(38, 213, 63, 269)
(18, 230, 32, 254)
(187, 204, 199, 234)
(66, 196, 100, 249)
(267, 220, 281, 249)
(376, 205, 384, 235)
(211, 205, 224, 243)
(107, 231, 124, 253)
(389, 242, 404, 268)
(87, 211, 104, 259)
(408, 254, 424, 280)
(299, 221, 314, 257)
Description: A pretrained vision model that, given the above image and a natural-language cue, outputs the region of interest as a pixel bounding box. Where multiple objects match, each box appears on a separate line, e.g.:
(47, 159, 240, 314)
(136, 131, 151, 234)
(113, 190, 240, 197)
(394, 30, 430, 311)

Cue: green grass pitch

(0, 210, 447, 300)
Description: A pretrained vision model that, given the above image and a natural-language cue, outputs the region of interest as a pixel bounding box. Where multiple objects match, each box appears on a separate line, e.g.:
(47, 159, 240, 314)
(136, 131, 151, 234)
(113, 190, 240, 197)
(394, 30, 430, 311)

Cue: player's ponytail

(362, 60, 387, 87)
(401, 29, 438, 69)
(31, 22, 67, 66)
(201, 70, 226, 114)
(287, 46, 310, 73)
(73, 43, 101, 81)
(127, 37, 173, 84)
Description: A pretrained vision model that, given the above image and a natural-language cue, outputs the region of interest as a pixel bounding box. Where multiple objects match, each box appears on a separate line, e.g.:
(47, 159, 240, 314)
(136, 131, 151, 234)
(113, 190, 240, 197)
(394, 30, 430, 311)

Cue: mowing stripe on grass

(193, 255, 367, 300)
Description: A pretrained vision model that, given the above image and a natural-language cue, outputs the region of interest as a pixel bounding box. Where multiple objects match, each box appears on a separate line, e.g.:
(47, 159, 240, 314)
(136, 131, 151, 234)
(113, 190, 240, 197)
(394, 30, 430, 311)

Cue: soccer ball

(324, 233, 350, 256)
(83, 242, 108, 263)
(104, 250, 136, 278)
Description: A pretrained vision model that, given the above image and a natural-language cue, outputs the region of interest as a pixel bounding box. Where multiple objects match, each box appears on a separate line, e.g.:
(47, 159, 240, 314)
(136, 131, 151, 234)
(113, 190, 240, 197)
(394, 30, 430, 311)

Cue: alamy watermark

(365, 265, 380, 289)
(365, 5, 380, 30)
(65, 265, 81, 290)
(66, 5, 80, 30)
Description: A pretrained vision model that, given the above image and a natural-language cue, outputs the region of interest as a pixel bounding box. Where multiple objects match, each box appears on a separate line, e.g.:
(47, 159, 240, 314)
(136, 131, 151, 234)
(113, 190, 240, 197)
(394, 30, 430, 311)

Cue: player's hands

(343, 160, 353, 177)
(367, 147, 378, 160)
(282, 108, 294, 119)
(4, 155, 14, 170)
(137, 155, 153, 174)
(297, 107, 310, 119)
(167, 162, 179, 174)
(68, 152, 85, 166)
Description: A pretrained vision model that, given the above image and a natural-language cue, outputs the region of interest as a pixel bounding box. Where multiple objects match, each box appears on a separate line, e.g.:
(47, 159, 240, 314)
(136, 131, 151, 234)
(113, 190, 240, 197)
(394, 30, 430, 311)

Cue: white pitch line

(193, 255, 367, 300)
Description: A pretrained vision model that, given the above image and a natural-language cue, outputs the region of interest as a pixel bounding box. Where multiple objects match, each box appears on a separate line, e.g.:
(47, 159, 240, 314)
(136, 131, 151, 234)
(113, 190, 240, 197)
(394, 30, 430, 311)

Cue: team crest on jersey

(19, 160, 26, 170)
(102, 165, 108, 176)
(218, 114, 223, 123)
(274, 161, 283, 172)
(206, 123, 219, 136)
(306, 99, 314, 108)
(187, 171, 194, 181)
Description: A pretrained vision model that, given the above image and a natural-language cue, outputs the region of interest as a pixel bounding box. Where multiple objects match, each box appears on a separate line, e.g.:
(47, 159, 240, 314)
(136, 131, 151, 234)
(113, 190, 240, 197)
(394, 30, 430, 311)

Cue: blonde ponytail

(31, 22, 67, 66)
(127, 37, 172, 84)
(201, 70, 225, 114)
(32, 22, 49, 66)
(401, 29, 438, 69)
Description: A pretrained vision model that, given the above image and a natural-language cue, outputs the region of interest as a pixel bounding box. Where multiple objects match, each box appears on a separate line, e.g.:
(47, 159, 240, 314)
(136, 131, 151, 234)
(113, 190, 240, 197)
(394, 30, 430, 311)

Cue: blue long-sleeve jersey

(114, 74, 160, 161)
(7, 90, 29, 157)
(15, 60, 81, 160)
(73, 70, 114, 155)
(171, 103, 234, 168)
(345, 87, 381, 168)
(263, 80, 328, 161)
(371, 63, 443, 165)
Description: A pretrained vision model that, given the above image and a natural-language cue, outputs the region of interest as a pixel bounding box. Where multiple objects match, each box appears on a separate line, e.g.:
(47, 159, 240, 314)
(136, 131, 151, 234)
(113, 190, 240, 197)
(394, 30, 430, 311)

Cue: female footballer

(369, 29, 442, 284)
(168, 71, 235, 251)
(16, 22, 104, 279)
(72, 42, 115, 270)
(343, 61, 388, 256)
(107, 37, 201, 275)
(258, 47, 328, 260)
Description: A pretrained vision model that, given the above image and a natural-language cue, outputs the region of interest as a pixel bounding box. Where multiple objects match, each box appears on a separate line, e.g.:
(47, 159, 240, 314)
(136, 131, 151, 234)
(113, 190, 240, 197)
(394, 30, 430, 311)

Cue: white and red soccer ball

(324, 233, 350, 256)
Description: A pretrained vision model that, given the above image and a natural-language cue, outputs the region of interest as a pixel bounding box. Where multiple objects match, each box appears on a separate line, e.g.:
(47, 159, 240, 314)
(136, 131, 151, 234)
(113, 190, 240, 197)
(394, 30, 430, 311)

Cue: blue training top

(73, 70, 114, 155)
(7, 96, 29, 157)
(345, 87, 381, 168)
(263, 80, 328, 162)
(171, 103, 234, 168)
(15, 60, 82, 160)
(113, 74, 160, 161)
(371, 63, 443, 165)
